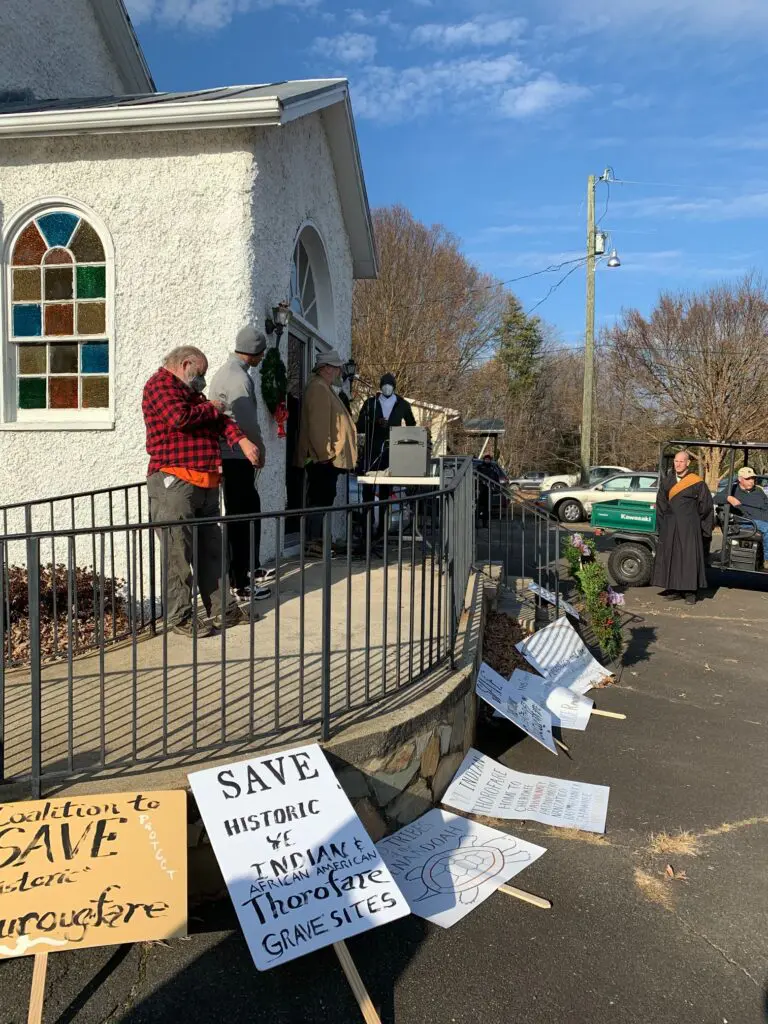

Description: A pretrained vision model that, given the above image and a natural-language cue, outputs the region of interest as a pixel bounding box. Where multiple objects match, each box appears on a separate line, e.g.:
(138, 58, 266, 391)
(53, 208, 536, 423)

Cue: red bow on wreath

(273, 400, 289, 438)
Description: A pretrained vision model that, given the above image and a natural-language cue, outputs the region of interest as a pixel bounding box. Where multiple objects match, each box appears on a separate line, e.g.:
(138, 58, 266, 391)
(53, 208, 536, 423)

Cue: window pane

(37, 212, 79, 248)
(44, 303, 74, 336)
(77, 265, 106, 299)
(77, 302, 106, 335)
(13, 304, 42, 337)
(18, 378, 47, 409)
(604, 476, 631, 490)
(81, 341, 109, 374)
(69, 220, 105, 262)
(638, 476, 657, 489)
(49, 377, 79, 409)
(44, 247, 73, 265)
(50, 344, 78, 374)
(45, 267, 74, 300)
(13, 222, 47, 266)
(13, 268, 41, 302)
(18, 344, 46, 375)
(82, 376, 109, 408)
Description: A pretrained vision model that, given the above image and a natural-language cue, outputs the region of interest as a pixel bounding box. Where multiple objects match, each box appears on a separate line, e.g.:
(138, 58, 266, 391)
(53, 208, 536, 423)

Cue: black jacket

(714, 483, 768, 518)
(356, 393, 416, 472)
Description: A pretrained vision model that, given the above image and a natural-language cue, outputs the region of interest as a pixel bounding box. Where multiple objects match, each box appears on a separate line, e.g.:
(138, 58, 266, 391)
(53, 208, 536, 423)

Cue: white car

(539, 472, 659, 523)
(539, 465, 633, 492)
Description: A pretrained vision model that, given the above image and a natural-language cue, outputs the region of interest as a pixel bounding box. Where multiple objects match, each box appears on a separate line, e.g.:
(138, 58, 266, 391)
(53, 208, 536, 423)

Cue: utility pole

(580, 174, 596, 482)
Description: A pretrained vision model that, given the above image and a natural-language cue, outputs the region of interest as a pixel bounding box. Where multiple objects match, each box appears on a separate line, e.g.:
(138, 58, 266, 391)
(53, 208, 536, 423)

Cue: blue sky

(126, 0, 768, 344)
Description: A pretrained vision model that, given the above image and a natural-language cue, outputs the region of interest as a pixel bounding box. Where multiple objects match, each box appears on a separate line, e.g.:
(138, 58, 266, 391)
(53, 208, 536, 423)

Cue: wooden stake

(554, 737, 570, 754)
(499, 884, 552, 909)
(27, 952, 48, 1024)
(334, 941, 381, 1024)
(591, 708, 626, 720)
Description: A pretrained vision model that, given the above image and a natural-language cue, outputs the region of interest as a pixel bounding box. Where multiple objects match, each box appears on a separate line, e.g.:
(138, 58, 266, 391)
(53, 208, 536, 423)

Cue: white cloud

(352, 53, 573, 123)
(500, 73, 590, 118)
(126, 0, 320, 30)
(549, 0, 768, 35)
(411, 16, 526, 49)
(345, 8, 394, 27)
(616, 191, 768, 221)
(312, 31, 377, 63)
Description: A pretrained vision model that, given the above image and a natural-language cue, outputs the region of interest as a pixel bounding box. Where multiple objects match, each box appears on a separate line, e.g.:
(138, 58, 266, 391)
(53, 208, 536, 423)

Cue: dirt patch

(633, 868, 674, 910)
(483, 611, 534, 677)
(648, 831, 700, 857)
(544, 826, 611, 846)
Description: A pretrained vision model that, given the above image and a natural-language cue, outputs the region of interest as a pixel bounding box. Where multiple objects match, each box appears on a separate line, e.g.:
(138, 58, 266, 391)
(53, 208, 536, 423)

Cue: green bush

(563, 534, 624, 662)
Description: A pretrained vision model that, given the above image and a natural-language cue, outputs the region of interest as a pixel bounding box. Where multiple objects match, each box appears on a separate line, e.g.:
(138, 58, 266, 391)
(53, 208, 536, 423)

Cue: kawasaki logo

(621, 514, 650, 522)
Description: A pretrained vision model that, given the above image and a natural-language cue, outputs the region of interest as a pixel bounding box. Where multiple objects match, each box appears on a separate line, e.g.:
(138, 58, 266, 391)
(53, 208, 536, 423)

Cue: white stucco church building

(0, 0, 375, 547)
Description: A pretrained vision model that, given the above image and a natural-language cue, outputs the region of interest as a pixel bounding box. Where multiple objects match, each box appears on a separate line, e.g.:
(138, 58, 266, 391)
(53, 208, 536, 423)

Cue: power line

(525, 262, 585, 316)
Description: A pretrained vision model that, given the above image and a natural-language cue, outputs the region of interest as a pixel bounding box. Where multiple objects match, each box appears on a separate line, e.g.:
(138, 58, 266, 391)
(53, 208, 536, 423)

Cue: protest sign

(516, 617, 612, 694)
(0, 791, 187, 959)
(476, 663, 558, 754)
(442, 749, 610, 834)
(528, 582, 580, 620)
(188, 745, 409, 971)
(377, 808, 546, 928)
(508, 669, 593, 731)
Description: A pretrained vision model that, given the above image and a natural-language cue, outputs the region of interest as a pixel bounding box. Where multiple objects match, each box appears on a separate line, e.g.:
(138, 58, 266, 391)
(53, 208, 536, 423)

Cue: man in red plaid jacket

(143, 345, 261, 637)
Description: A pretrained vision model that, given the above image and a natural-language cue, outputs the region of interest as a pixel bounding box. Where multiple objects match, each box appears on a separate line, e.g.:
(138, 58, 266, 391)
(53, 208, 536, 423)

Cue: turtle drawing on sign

(405, 834, 531, 907)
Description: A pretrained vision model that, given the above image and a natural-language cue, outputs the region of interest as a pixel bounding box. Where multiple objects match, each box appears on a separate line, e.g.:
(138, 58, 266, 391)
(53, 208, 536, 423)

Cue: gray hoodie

(209, 354, 266, 462)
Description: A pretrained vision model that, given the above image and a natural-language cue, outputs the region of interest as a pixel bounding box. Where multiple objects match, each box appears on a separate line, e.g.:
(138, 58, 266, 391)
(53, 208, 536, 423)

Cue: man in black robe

(652, 450, 714, 605)
(356, 373, 416, 537)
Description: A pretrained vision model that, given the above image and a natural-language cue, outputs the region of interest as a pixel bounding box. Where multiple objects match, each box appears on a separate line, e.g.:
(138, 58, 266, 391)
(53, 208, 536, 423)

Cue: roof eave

(92, 0, 156, 94)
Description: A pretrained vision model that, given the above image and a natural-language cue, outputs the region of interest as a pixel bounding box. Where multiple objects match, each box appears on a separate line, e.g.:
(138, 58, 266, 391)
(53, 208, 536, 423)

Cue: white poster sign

(377, 808, 546, 928)
(508, 669, 593, 731)
(443, 749, 610, 834)
(476, 663, 558, 754)
(528, 582, 580, 620)
(188, 745, 409, 970)
(516, 617, 612, 694)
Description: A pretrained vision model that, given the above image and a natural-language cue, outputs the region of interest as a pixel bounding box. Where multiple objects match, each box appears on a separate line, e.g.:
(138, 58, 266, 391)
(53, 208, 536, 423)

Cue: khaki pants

(147, 473, 237, 626)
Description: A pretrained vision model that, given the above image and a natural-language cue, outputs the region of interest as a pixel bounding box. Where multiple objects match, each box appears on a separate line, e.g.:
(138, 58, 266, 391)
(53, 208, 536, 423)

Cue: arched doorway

(285, 225, 336, 538)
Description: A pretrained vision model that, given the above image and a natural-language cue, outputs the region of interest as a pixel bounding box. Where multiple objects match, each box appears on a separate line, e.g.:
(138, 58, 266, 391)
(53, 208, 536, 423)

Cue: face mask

(331, 384, 341, 394)
(188, 373, 207, 393)
(381, 384, 394, 398)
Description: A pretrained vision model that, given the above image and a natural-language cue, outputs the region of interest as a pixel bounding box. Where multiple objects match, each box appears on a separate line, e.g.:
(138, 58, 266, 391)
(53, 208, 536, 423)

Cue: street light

(581, 170, 621, 480)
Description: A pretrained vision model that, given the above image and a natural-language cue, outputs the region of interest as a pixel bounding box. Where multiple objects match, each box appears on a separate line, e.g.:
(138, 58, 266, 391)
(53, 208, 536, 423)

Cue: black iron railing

(1, 459, 474, 796)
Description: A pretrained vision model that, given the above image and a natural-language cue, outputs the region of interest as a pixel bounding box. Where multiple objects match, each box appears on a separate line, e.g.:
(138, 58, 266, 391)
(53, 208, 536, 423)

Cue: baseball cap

(235, 326, 267, 356)
(738, 466, 757, 479)
(315, 348, 344, 368)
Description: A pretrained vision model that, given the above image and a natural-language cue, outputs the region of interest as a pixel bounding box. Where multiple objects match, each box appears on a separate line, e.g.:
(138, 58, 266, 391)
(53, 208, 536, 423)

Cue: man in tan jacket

(295, 348, 357, 554)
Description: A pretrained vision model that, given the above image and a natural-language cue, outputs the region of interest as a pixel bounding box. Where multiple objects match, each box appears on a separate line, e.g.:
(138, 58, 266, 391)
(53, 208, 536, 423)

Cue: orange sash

(668, 473, 703, 500)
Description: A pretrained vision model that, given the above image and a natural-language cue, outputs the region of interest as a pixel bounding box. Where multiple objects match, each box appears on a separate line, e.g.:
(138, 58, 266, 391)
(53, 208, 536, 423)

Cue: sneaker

(236, 585, 272, 601)
(213, 606, 246, 630)
(304, 541, 330, 559)
(685, 592, 697, 606)
(171, 616, 214, 638)
(253, 567, 276, 583)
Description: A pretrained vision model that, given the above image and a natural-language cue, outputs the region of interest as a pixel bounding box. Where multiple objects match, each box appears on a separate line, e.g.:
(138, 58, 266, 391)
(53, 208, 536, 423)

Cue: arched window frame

(287, 222, 335, 348)
(1, 198, 115, 429)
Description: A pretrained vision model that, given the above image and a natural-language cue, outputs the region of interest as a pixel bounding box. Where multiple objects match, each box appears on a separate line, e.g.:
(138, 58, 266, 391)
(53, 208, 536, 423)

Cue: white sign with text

(476, 663, 558, 755)
(508, 669, 593, 731)
(516, 617, 613, 694)
(188, 745, 409, 970)
(528, 582, 580, 620)
(442, 749, 610, 834)
(377, 809, 546, 928)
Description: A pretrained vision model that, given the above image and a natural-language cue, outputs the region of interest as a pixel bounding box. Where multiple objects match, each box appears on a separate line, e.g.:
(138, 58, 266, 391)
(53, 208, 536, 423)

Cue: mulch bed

(482, 610, 534, 677)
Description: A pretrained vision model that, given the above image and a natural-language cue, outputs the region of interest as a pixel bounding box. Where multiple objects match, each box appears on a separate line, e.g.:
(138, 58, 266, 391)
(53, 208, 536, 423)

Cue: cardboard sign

(377, 809, 546, 928)
(528, 582, 580, 620)
(0, 791, 187, 958)
(442, 749, 610, 834)
(516, 617, 612, 694)
(188, 745, 409, 970)
(476, 662, 558, 754)
(508, 669, 593, 731)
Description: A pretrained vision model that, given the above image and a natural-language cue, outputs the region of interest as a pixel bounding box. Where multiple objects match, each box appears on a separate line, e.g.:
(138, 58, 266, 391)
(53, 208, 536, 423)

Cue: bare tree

(352, 206, 505, 410)
(606, 276, 768, 486)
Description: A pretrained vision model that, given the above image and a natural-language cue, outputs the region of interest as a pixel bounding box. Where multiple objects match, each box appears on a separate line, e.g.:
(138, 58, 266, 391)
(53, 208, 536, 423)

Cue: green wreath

(260, 346, 288, 414)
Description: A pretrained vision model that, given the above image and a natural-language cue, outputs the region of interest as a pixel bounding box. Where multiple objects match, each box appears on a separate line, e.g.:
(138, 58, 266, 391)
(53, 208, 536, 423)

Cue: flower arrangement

(563, 533, 624, 662)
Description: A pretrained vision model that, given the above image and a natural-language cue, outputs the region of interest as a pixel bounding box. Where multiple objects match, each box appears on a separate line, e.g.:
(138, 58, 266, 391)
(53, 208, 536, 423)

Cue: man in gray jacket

(209, 327, 274, 599)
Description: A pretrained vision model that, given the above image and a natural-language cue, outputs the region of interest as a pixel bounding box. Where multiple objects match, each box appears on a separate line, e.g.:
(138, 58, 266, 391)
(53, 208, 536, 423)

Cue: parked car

(539, 465, 633, 492)
(538, 472, 659, 523)
(507, 470, 546, 489)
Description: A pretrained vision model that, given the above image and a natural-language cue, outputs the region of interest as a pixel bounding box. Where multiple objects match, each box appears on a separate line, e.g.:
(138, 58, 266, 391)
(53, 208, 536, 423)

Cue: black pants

(361, 484, 392, 537)
(306, 462, 341, 541)
(222, 460, 261, 590)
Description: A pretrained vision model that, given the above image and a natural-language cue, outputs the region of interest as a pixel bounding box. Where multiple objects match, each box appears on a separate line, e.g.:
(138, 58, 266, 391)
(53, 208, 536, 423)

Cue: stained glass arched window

(9, 210, 110, 414)
(289, 237, 318, 328)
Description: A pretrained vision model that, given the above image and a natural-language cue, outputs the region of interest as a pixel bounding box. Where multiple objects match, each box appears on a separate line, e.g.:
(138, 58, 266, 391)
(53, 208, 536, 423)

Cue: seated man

(714, 466, 768, 567)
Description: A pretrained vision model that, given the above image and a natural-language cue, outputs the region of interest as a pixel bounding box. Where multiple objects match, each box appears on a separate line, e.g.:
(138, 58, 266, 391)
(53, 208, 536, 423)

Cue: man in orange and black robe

(651, 450, 714, 605)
